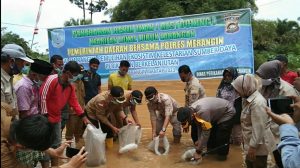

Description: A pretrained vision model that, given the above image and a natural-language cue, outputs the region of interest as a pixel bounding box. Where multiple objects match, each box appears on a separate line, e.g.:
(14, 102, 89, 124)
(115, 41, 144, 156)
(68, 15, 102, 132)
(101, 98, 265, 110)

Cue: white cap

(2, 44, 34, 63)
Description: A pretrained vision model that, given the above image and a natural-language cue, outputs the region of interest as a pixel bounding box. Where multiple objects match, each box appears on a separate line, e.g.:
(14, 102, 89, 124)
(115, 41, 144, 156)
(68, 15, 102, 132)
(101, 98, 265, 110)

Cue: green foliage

(109, 0, 298, 71)
(69, 0, 108, 22)
(1, 28, 31, 54)
(253, 19, 300, 71)
(1, 28, 49, 62)
(87, 0, 108, 15)
(64, 18, 93, 27)
(110, 0, 257, 22)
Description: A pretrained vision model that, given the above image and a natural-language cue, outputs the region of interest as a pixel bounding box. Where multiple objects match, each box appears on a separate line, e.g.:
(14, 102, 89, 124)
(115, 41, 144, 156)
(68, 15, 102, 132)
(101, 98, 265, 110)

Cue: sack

(118, 124, 142, 153)
(83, 124, 107, 166)
(148, 136, 169, 155)
(181, 149, 202, 165)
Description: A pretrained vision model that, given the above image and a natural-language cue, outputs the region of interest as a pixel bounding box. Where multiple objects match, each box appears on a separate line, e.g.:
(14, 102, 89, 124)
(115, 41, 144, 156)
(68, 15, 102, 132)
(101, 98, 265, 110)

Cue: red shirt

(40, 74, 83, 123)
(281, 71, 298, 85)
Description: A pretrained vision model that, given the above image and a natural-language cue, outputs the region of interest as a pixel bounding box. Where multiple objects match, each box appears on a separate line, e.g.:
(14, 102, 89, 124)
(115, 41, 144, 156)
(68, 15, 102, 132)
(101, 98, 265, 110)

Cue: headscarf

(255, 60, 281, 98)
(256, 60, 282, 79)
(231, 74, 258, 98)
(216, 67, 239, 102)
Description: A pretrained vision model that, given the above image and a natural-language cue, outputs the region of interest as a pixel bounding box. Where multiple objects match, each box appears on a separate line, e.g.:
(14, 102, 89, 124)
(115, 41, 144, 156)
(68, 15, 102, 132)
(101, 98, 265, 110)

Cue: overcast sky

(1, 0, 300, 54)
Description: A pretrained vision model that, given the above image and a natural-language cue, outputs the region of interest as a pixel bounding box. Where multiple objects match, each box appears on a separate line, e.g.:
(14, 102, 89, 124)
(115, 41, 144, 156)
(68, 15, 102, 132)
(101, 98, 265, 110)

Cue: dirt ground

(61, 78, 246, 168)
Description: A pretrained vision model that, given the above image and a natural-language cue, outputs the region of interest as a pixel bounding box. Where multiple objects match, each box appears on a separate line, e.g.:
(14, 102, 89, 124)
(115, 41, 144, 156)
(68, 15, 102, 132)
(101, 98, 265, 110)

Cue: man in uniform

(85, 86, 129, 148)
(120, 90, 143, 127)
(144, 86, 182, 143)
(177, 97, 235, 161)
(178, 65, 206, 143)
(1, 43, 34, 167)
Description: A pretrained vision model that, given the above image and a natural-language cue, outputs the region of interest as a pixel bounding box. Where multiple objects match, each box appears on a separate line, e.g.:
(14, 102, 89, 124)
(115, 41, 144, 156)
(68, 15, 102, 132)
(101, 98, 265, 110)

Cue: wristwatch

(162, 127, 166, 132)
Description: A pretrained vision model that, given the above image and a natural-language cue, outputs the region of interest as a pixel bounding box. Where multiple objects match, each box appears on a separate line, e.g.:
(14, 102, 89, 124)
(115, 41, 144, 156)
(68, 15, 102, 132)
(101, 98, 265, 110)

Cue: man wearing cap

(178, 65, 206, 144)
(1, 43, 34, 167)
(144, 86, 182, 143)
(1, 44, 34, 117)
(177, 97, 235, 161)
(14, 59, 53, 119)
(275, 55, 298, 85)
(85, 86, 129, 148)
(14, 59, 53, 168)
(120, 90, 143, 127)
(39, 61, 91, 166)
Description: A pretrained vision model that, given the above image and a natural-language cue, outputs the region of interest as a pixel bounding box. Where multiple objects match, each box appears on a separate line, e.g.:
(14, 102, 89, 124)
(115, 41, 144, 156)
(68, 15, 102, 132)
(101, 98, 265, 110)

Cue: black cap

(275, 55, 288, 64)
(110, 86, 124, 97)
(144, 86, 157, 99)
(31, 59, 53, 75)
(131, 90, 143, 104)
(177, 107, 191, 122)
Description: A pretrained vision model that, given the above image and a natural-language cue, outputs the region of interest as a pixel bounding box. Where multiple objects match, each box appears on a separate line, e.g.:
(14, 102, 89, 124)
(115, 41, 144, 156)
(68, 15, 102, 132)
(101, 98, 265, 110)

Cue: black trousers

(273, 149, 283, 168)
(207, 117, 234, 156)
(191, 119, 198, 143)
(85, 112, 114, 138)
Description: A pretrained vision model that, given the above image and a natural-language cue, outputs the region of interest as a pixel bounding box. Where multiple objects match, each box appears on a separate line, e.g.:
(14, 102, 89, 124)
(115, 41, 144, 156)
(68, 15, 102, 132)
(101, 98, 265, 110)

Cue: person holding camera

(265, 96, 300, 168)
(256, 60, 299, 168)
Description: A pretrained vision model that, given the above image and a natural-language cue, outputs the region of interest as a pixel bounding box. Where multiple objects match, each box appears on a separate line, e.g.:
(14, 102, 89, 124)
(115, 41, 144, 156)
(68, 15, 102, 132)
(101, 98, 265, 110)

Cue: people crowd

(1, 43, 299, 168)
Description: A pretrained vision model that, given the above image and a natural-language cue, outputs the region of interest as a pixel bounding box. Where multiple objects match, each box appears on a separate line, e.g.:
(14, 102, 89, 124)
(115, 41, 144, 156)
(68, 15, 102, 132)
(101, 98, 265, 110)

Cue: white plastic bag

(118, 124, 142, 153)
(148, 136, 169, 155)
(83, 124, 107, 166)
(181, 148, 202, 165)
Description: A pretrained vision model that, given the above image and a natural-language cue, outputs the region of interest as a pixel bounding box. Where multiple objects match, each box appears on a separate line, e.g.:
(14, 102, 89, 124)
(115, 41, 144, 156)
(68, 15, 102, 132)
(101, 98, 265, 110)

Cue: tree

(252, 19, 300, 70)
(1, 28, 31, 54)
(69, 0, 86, 21)
(87, 0, 108, 22)
(69, 0, 108, 22)
(1, 28, 49, 62)
(110, 0, 257, 22)
(64, 18, 92, 26)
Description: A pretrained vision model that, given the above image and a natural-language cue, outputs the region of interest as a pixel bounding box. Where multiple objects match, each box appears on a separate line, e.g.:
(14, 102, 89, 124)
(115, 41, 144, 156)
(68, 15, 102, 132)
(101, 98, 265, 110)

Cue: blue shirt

(277, 124, 300, 168)
(82, 70, 101, 104)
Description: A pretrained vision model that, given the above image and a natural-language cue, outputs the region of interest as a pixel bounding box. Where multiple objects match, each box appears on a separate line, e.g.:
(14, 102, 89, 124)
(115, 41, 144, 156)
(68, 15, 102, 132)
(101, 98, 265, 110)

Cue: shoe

(216, 155, 227, 161)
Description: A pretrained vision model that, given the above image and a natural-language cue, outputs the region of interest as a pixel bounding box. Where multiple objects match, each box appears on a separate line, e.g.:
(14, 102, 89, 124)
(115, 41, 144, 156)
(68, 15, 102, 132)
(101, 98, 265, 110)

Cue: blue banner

(48, 8, 254, 81)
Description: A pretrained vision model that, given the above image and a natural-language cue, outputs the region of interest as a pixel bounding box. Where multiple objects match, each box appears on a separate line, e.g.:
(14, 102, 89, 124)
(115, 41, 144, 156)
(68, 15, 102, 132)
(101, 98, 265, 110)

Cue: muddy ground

(61, 79, 247, 168)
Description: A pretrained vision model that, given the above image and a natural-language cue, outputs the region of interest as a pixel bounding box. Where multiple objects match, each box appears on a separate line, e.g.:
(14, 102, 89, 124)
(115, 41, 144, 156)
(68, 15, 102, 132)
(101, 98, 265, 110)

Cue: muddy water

(88, 128, 243, 168)
(69, 79, 244, 168)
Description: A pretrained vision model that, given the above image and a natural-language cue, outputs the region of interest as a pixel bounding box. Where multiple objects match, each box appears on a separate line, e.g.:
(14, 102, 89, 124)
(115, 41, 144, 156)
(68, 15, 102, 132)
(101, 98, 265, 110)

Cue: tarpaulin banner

(48, 8, 254, 81)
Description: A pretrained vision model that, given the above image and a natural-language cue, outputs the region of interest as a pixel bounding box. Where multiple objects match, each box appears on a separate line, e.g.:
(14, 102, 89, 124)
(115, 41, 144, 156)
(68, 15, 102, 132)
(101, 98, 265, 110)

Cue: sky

(1, 0, 300, 54)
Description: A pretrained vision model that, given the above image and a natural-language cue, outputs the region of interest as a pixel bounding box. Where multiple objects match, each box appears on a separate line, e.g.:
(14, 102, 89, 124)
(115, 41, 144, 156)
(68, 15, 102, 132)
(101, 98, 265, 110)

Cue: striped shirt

(39, 74, 84, 123)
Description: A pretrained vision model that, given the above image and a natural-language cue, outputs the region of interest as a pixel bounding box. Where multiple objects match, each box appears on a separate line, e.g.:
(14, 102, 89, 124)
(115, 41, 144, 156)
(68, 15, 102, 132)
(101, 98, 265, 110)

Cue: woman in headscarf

(256, 60, 299, 99)
(216, 67, 242, 145)
(232, 74, 276, 168)
(256, 60, 299, 168)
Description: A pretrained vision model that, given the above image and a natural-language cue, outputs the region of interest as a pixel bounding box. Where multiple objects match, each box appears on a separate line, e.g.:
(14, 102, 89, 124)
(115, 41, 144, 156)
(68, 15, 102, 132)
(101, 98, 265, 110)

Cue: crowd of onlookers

(1, 43, 300, 168)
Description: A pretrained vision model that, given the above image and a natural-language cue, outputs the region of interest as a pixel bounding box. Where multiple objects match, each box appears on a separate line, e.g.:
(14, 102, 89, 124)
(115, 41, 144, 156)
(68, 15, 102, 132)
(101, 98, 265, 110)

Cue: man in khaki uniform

(65, 73, 86, 146)
(178, 65, 206, 143)
(118, 90, 143, 128)
(85, 86, 129, 148)
(1, 44, 34, 168)
(144, 86, 182, 143)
